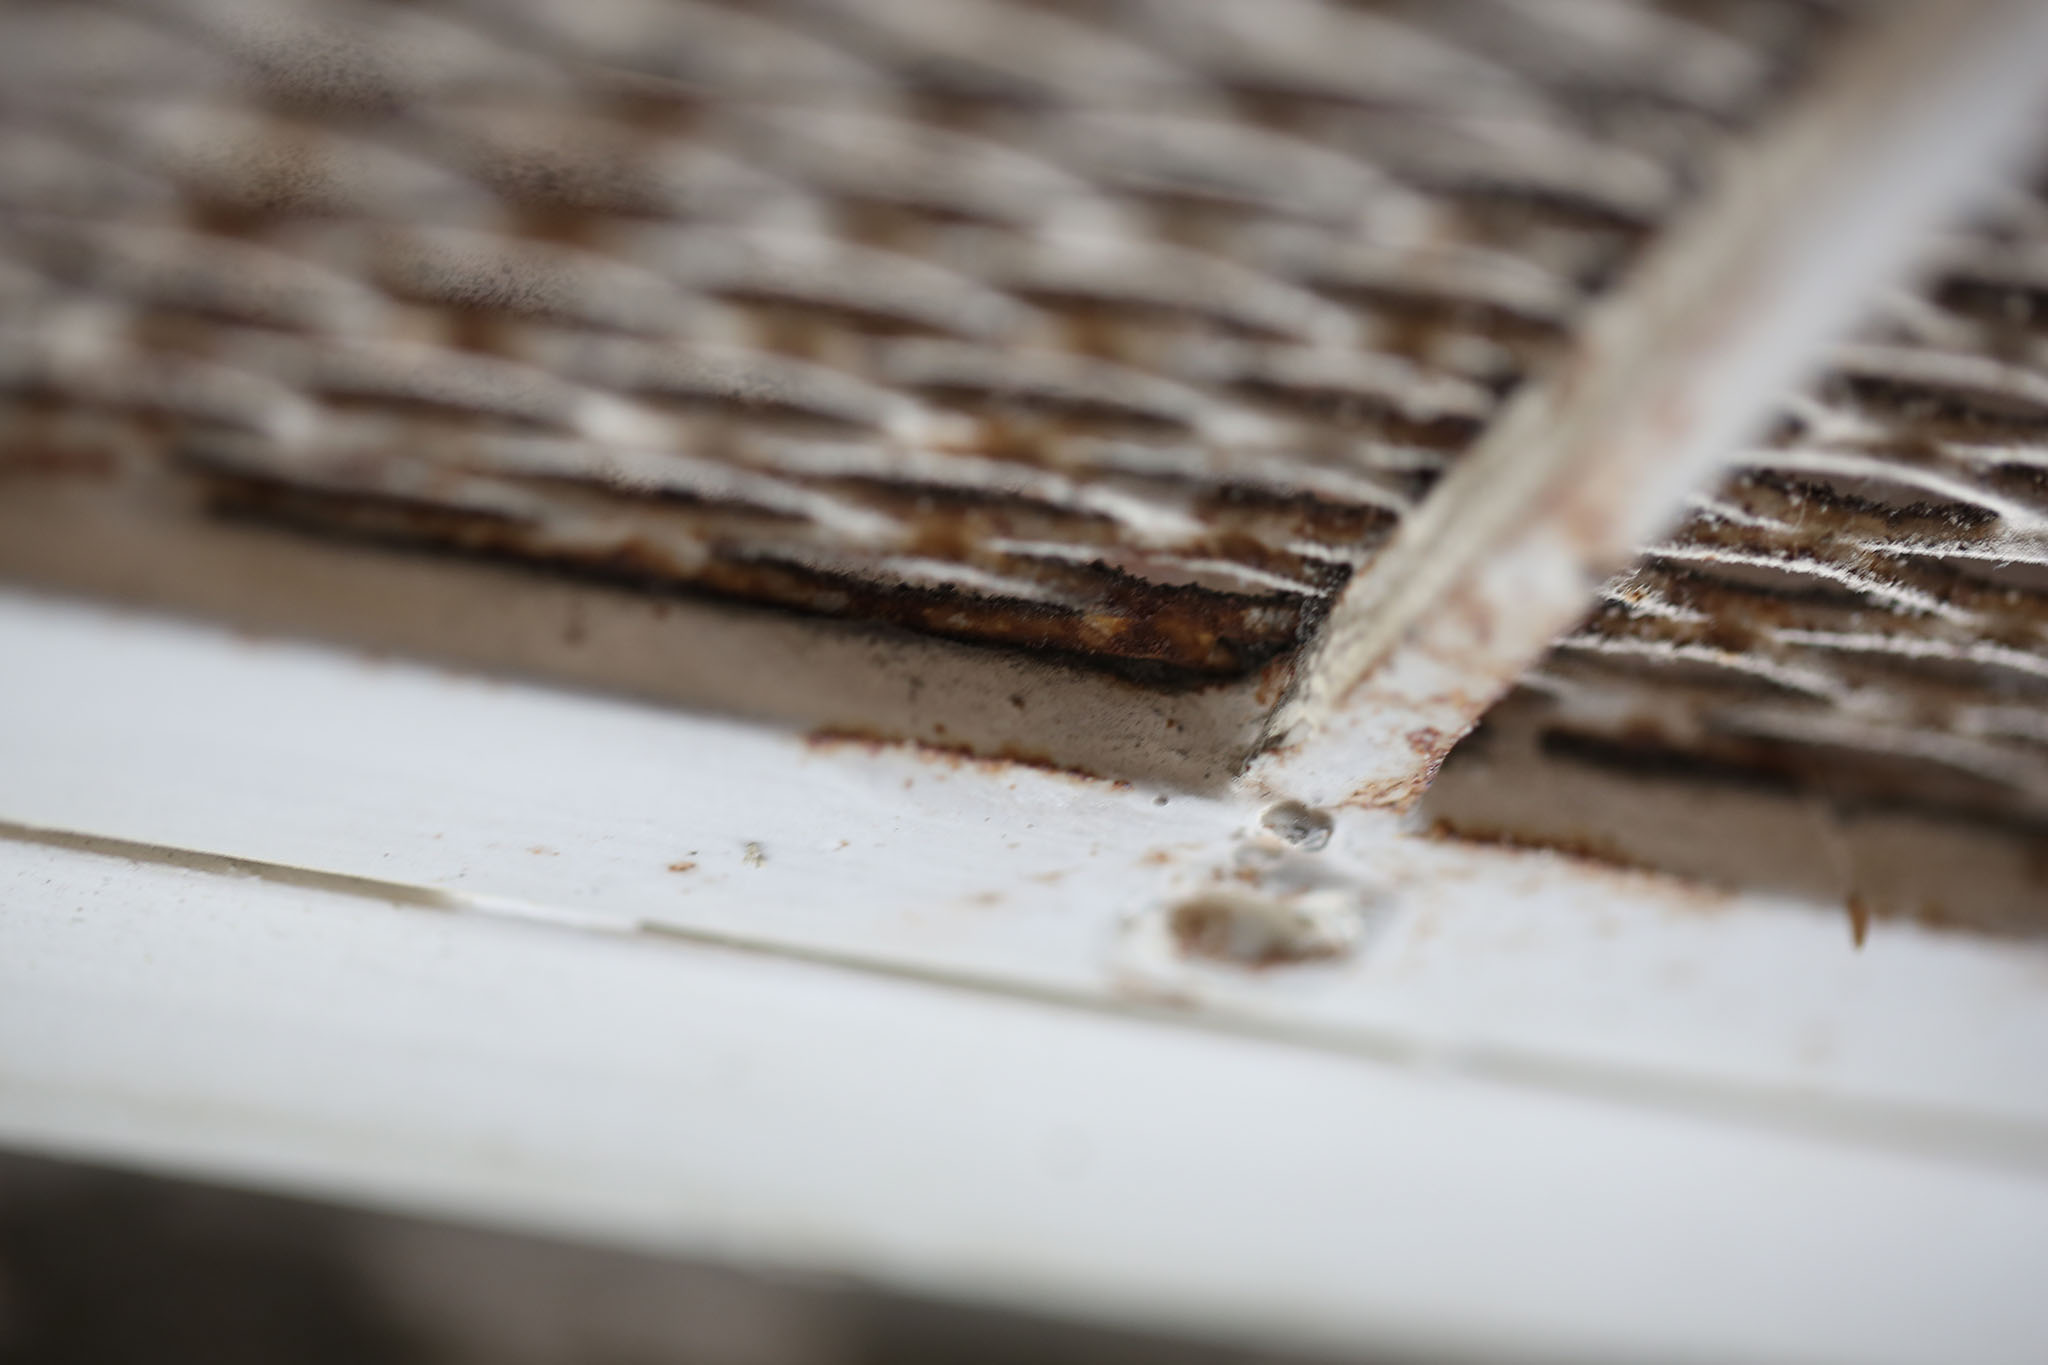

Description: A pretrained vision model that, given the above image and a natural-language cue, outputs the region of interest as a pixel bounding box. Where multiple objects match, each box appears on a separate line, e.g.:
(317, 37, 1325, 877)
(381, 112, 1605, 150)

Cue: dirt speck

(527, 846, 558, 857)
(742, 842, 766, 868)
(1257, 800, 1332, 850)
(1847, 894, 1871, 949)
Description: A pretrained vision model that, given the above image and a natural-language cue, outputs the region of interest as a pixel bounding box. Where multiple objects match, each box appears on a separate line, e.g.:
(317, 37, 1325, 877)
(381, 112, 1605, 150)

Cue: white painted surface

(3, 590, 2045, 1144)
(3, 587, 2048, 1362)
(7, 832, 2048, 1365)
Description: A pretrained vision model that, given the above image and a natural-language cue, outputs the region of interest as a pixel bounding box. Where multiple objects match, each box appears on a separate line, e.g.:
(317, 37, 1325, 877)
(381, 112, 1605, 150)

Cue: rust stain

(1138, 848, 1172, 866)
(1847, 893, 1871, 949)
(804, 725, 1121, 786)
(1425, 817, 1735, 911)
(667, 859, 697, 873)
(1406, 726, 1446, 757)
(1252, 656, 1295, 708)
(1428, 817, 1650, 873)
(1343, 771, 1430, 813)
(1343, 723, 1463, 812)
(204, 464, 1321, 686)
(527, 845, 558, 856)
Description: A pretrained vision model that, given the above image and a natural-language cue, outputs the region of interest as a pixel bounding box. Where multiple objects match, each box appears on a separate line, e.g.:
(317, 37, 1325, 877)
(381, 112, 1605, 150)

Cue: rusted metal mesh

(1444, 153, 2048, 834)
(0, 0, 1843, 682)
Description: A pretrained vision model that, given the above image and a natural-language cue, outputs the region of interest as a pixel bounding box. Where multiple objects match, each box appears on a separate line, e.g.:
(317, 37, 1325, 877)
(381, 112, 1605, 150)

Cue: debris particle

(743, 841, 766, 868)
(1257, 800, 1333, 851)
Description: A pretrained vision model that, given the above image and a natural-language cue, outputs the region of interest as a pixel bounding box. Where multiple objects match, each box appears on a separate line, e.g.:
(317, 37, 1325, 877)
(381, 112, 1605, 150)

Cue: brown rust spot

(667, 859, 698, 873)
(1847, 893, 1871, 949)
(1406, 726, 1446, 757)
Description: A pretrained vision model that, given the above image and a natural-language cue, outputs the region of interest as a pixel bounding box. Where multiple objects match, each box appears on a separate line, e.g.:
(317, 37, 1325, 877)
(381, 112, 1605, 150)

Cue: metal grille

(1428, 150, 2048, 926)
(0, 0, 1844, 685)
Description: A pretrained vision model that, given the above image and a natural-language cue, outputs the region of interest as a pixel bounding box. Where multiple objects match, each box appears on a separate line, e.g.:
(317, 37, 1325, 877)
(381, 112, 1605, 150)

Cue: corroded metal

(1429, 159, 2048, 926)
(0, 0, 1844, 688)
